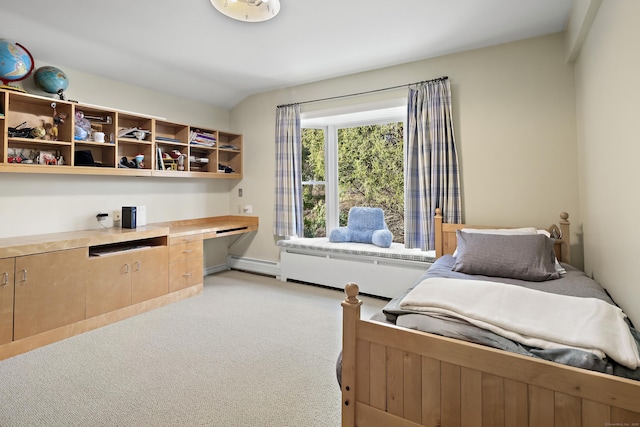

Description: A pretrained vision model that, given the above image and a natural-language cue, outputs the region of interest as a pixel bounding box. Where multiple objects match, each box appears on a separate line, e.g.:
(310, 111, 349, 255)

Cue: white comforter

(399, 277, 640, 369)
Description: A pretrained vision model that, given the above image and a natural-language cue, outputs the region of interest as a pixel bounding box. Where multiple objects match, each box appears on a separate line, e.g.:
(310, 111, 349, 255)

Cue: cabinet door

(86, 252, 132, 318)
(131, 246, 168, 304)
(14, 248, 87, 340)
(0, 258, 15, 345)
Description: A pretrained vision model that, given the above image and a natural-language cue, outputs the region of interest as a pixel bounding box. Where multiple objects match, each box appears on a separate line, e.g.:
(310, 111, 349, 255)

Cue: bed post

(434, 208, 443, 258)
(341, 283, 362, 427)
(559, 211, 571, 264)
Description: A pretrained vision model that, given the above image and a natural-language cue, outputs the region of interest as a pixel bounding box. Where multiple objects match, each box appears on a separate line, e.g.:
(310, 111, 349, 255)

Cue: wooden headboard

(434, 208, 571, 264)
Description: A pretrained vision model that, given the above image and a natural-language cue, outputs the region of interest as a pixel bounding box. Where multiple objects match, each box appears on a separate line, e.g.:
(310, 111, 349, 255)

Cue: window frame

(301, 104, 406, 235)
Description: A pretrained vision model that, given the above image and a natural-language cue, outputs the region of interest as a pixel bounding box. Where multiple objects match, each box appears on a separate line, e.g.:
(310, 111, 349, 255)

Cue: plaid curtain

(405, 79, 461, 250)
(273, 104, 303, 237)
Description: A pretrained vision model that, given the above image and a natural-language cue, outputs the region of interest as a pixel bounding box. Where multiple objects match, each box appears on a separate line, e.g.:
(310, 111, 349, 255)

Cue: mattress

(380, 256, 640, 380)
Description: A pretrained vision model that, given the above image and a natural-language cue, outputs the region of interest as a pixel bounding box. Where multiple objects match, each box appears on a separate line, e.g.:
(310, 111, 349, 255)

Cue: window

(301, 127, 327, 237)
(301, 105, 405, 241)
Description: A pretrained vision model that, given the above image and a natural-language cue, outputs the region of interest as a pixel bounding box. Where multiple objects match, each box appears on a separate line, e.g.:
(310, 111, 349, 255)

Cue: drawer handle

(183, 272, 192, 277)
(182, 250, 194, 254)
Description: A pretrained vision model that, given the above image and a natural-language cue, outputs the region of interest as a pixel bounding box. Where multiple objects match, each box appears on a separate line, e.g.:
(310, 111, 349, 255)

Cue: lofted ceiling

(1, 0, 572, 109)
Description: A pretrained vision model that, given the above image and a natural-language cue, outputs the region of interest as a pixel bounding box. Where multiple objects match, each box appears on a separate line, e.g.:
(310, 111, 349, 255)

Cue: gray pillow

(452, 231, 560, 282)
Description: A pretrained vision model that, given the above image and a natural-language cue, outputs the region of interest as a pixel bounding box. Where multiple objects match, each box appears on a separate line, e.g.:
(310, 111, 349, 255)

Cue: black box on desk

(122, 206, 137, 229)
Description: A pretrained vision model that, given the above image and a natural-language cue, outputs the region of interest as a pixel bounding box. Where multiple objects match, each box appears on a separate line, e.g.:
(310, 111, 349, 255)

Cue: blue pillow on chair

(329, 207, 393, 248)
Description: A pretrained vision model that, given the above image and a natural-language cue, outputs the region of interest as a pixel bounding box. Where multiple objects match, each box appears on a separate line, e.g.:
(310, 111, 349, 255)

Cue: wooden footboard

(341, 284, 640, 427)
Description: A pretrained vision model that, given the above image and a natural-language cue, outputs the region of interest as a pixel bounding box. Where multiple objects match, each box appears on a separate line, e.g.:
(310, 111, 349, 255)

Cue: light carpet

(0, 270, 387, 427)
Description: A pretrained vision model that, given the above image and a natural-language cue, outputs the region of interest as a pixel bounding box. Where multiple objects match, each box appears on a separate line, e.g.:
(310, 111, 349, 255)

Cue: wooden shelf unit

(0, 89, 243, 179)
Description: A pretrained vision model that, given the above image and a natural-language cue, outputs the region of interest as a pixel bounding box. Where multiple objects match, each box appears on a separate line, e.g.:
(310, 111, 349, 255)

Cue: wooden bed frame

(341, 210, 640, 426)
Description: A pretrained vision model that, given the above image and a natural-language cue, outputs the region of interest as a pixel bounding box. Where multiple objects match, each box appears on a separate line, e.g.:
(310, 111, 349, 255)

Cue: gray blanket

(379, 256, 640, 380)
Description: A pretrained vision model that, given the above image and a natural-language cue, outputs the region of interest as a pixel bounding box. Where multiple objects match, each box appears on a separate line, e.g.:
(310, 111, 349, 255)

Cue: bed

(340, 209, 640, 426)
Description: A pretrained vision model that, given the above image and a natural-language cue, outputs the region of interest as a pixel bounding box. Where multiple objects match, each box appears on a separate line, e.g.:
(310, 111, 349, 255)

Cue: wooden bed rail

(341, 284, 640, 427)
(434, 209, 572, 264)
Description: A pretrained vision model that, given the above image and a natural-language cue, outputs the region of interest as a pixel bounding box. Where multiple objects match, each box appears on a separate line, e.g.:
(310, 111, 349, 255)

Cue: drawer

(169, 240, 203, 263)
(169, 257, 203, 292)
(168, 233, 203, 246)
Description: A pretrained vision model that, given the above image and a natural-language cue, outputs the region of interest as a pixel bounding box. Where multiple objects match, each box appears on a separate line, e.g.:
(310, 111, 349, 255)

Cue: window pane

(337, 122, 404, 242)
(302, 128, 326, 238)
(302, 128, 325, 182)
(303, 184, 326, 238)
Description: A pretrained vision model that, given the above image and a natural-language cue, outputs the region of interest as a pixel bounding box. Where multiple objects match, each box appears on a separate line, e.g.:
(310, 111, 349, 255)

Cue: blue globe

(0, 41, 33, 84)
(34, 66, 69, 94)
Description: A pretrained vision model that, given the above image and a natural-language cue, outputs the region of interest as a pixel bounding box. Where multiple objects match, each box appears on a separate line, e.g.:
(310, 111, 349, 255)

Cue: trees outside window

(301, 128, 327, 237)
(302, 118, 404, 242)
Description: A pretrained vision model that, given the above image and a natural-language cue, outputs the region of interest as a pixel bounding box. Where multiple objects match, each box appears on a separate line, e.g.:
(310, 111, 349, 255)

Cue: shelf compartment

(117, 114, 153, 142)
(217, 131, 242, 175)
(74, 105, 117, 144)
(188, 145, 215, 173)
(74, 141, 116, 168)
(7, 92, 73, 143)
(156, 121, 189, 144)
(0, 91, 6, 166)
(156, 146, 188, 172)
(7, 138, 72, 166)
(117, 139, 153, 170)
(89, 236, 167, 258)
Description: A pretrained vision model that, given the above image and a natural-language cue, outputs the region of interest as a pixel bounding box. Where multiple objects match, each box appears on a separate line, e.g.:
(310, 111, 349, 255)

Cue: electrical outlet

(113, 210, 121, 221)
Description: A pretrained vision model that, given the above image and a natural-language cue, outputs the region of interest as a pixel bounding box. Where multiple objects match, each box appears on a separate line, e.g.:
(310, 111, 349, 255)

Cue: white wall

(1, 64, 237, 267)
(230, 33, 580, 268)
(573, 0, 640, 323)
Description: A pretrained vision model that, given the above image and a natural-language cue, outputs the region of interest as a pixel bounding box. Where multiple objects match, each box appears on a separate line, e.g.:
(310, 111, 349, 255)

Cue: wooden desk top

(158, 215, 259, 240)
(0, 215, 259, 258)
(0, 226, 170, 258)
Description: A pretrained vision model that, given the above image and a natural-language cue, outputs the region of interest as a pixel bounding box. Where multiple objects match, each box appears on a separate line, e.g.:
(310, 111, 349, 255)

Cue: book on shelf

(189, 130, 217, 147)
(156, 147, 165, 170)
(155, 136, 181, 143)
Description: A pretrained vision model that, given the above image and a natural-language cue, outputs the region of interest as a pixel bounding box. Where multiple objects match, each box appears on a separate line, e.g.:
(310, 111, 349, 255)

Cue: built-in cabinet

(13, 248, 87, 340)
(86, 239, 168, 317)
(86, 251, 133, 318)
(0, 215, 258, 361)
(5, 232, 172, 343)
(130, 246, 169, 304)
(0, 89, 242, 178)
(0, 258, 14, 345)
(168, 234, 204, 292)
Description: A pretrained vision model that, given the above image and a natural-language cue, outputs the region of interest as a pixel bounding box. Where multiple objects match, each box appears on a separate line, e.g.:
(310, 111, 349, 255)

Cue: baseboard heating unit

(276, 238, 435, 298)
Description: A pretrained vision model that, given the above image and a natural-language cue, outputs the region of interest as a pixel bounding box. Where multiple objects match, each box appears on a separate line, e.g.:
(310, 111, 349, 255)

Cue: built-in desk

(159, 215, 259, 241)
(155, 215, 259, 292)
(0, 215, 258, 361)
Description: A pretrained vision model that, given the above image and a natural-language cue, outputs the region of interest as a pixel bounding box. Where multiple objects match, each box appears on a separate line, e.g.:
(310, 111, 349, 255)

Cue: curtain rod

(276, 75, 448, 108)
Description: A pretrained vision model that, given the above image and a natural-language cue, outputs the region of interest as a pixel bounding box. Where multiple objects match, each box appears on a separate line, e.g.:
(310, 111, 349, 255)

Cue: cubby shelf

(0, 89, 243, 178)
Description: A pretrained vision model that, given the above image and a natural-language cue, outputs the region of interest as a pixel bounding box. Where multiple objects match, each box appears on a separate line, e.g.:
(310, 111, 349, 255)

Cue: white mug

(94, 132, 105, 142)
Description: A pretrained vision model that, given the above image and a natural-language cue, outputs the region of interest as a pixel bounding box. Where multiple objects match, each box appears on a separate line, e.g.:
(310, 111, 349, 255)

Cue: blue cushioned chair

(329, 207, 393, 248)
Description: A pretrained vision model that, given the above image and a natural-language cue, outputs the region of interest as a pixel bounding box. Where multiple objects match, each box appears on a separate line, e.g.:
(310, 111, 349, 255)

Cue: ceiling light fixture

(210, 0, 281, 23)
